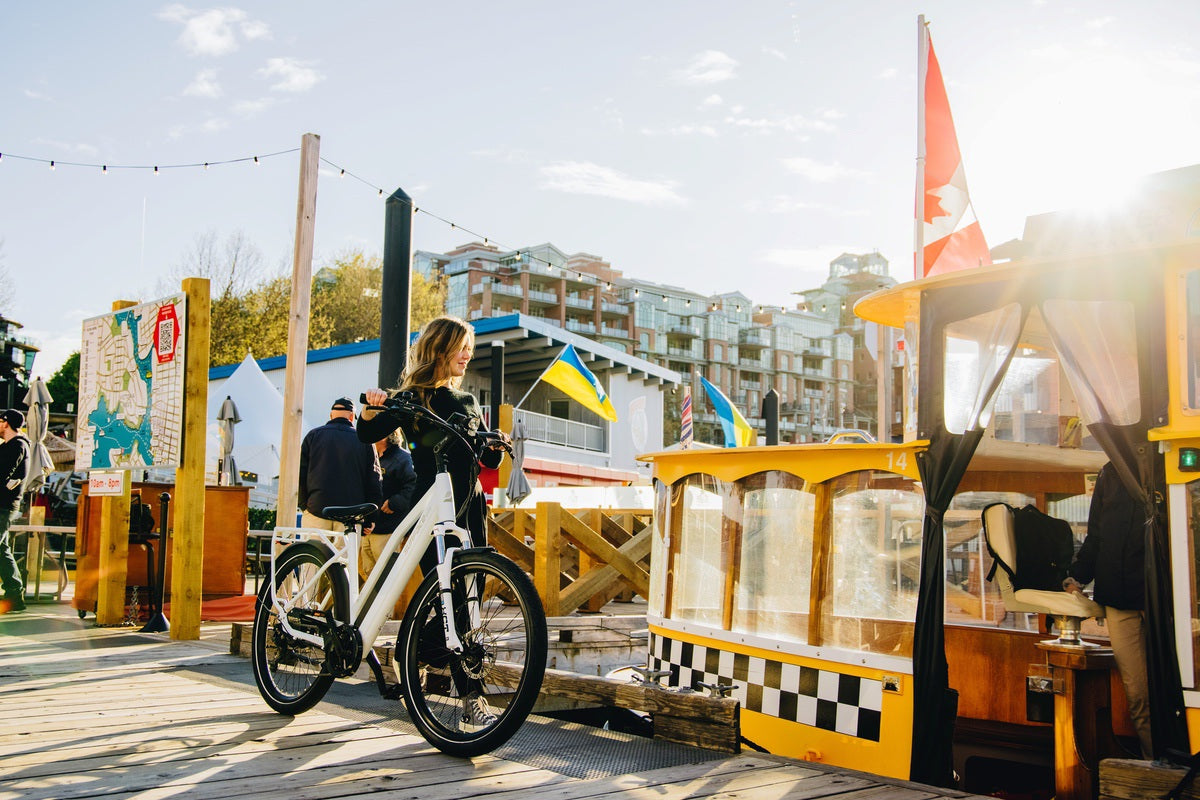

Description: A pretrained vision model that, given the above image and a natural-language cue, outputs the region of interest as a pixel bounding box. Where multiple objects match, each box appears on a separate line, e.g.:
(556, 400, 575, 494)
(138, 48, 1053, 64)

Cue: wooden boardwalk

(0, 604, 984, 800)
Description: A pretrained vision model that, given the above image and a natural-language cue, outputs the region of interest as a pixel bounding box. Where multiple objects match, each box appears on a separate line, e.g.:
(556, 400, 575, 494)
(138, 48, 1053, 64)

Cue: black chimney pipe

(763, 388, 779, 445)
(379, 187, 413, 389)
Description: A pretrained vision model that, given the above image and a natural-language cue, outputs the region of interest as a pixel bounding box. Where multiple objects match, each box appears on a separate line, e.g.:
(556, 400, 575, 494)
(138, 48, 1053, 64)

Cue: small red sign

(154, 303, 180, 364)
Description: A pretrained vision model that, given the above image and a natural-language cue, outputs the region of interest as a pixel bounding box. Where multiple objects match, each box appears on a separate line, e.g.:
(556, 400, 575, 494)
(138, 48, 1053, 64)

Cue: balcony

(515, 409, 606, 452)
(667, 346, 701, 361)
(667, 325, 701, 339)
(565, 319, 597, 335)
(600, 325, 631, 339)
(600, 301, 629, 315)
(527, 289, 559, 306)
(739, 328, 769, 350)
(738, 358, 764, 370)
(565, 295, 593, 310)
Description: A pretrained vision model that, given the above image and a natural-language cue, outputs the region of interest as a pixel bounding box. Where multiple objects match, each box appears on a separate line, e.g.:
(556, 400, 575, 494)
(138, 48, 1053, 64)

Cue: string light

(0, 148, 296, 175)
(49, 160, 55, 170)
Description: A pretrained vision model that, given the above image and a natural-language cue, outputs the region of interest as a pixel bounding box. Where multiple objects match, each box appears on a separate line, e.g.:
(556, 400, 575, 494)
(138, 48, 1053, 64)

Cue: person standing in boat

(1063, 462, 1152, 758)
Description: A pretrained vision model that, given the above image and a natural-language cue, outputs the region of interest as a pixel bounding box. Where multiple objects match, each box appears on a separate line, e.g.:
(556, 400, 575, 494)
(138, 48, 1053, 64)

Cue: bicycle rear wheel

(251, 541, 349, 714)
(397, 549, 547, 756)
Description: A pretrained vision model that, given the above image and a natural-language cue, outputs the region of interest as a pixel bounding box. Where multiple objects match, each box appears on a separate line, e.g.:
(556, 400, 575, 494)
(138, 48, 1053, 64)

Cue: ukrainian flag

(699, 376, 755, 447)
(541, 344, 618, 422)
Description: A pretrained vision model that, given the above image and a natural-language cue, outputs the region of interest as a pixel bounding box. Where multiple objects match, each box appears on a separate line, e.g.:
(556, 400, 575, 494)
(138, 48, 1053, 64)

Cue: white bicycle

(250, 393, 547, 756)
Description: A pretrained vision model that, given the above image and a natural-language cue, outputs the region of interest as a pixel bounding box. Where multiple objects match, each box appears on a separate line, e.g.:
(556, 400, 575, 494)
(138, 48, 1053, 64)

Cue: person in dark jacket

(0, 409, 30, 612)
(298, 397, 382, 532)
(359, 316, 509, 728)
(1064, 462, 1152, 757)
(359, 429, 417, 578)
(359, 315, 508, 568)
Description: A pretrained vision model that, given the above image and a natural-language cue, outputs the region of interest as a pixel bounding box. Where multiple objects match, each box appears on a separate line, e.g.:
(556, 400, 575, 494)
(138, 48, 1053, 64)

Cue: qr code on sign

(158, 318, 174, 355)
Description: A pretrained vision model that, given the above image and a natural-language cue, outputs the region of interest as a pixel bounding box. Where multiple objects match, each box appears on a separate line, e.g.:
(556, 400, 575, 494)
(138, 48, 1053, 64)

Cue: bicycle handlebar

(358, 392, 512, 462)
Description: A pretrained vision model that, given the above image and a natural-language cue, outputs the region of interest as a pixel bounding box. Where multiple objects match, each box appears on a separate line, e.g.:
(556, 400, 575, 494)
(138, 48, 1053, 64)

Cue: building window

(549, 399, 570, 419)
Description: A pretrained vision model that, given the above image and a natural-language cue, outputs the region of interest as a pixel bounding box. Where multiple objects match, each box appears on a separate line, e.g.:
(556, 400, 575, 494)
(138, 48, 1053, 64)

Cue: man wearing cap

(298, 397, 383, 532)
(0, 409, 30, 612)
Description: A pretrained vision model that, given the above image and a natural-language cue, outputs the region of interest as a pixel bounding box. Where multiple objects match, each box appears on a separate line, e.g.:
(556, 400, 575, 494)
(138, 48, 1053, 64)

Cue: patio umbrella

(217, 395, 241, 486)
(505, 416, 532, 506)
(22, 378, 54, 495)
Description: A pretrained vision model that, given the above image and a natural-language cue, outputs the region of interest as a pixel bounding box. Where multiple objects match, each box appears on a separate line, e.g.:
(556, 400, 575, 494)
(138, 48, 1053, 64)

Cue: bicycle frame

(266, 468, 474, 655)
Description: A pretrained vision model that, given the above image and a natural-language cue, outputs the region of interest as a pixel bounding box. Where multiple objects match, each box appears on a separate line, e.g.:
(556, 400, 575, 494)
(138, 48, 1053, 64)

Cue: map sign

(74, 294, 187, 471)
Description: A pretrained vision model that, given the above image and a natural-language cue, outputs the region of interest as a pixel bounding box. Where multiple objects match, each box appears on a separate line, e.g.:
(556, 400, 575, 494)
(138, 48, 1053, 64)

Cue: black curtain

(908, 283, 1027, 786)
(1043, 266, 1188, 758)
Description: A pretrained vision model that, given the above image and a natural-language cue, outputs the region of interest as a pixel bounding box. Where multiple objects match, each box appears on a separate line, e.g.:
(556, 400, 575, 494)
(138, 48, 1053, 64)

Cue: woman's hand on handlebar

(363, 388, 389, 407)
(482, 430, 513, 454)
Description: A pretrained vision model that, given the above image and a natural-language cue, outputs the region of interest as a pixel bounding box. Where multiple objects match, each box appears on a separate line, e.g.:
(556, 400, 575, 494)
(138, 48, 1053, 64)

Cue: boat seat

(981, 502, 1103, 644)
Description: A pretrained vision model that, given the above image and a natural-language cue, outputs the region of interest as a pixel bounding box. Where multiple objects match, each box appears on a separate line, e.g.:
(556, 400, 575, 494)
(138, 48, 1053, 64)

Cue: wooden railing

(487, 504, 652, 616)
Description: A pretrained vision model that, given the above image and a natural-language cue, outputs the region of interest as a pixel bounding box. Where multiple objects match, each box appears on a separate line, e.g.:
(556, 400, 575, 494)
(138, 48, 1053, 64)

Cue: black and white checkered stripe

(649, 632, 883, 742)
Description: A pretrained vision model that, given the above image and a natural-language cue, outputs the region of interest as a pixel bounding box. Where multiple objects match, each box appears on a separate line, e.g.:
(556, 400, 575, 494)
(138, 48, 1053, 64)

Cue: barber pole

(680, 385, 693, 449)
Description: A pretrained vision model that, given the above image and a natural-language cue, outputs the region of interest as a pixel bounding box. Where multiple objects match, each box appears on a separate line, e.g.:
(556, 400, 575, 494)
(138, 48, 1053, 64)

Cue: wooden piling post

(170, 277, 210, 640)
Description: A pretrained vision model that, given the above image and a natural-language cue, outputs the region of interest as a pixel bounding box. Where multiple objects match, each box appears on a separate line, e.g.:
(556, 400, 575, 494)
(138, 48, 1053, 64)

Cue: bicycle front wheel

(251, 541, 349, 715)
(397, 549, 547, 756)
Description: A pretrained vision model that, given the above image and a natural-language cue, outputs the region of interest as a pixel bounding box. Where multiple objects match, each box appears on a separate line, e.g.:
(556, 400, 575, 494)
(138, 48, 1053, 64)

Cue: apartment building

(414, 242, 896, 444)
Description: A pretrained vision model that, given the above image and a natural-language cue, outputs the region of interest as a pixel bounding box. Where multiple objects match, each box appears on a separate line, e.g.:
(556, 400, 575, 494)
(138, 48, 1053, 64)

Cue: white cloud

(701, 94, 723, 107)
(23, 88, 52, 101)
(32, 138, 99, 157)
(183, 68, 222, 98)
(157, 4, 271, 57)
(674, 50, 738, 84)
(782, 157, 869, 182)
(201, 117, 229, 132)
(539, 161, 686, 206)
(762, 46, 787, 61)
(258, 58, 323, 92)
(640, 124, 718, 137)
(725, 114, 836, 134)
(232, 97, 278, 116)
(879, 66, 899, 80)
(1086, 16, 1116, 29)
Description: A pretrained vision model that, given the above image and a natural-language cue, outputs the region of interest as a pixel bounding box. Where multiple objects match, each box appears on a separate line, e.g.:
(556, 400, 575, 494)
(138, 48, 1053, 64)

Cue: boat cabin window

(943, 303, 1021, 434)
(1183, 479, 1200, 689)
(1187, 270, 1200, 413)
(732, 472, 814, 643)
(1042, 298, 1140, 426)
(821, 470, 924, 656)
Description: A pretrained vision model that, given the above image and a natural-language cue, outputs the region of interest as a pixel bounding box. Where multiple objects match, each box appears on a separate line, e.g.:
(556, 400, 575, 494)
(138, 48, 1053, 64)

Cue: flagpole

(513, 344, 567, 410)
(914, 14, 928, 280)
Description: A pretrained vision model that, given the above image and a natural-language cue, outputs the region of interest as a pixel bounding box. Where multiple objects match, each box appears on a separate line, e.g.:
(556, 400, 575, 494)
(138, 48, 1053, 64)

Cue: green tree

(309, 252, 383, 349)
(46, 351, 80, 414)
(411, 267, 446, 330)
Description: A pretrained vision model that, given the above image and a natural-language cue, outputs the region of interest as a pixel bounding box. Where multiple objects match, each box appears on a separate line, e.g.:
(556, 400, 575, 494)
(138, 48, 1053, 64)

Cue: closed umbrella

(22, 378, 53, 495)
(217, 395, 241, 486)
(505, 417, 532, 506)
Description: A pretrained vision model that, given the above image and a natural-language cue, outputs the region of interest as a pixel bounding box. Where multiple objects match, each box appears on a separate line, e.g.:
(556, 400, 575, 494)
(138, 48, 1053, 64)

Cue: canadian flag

(918, 22, 991, 279)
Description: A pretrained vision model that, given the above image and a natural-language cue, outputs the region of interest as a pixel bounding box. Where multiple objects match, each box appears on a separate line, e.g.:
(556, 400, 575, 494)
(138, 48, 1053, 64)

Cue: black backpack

(1009, 504, 1074, 591)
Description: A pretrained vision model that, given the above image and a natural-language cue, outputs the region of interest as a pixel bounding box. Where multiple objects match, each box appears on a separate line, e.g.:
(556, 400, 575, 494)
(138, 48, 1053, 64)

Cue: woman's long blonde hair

(398, 315, 474, 406)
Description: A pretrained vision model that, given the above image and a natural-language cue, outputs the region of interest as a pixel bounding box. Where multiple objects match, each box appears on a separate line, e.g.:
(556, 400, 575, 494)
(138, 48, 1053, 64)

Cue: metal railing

(515, 408, 606, 451)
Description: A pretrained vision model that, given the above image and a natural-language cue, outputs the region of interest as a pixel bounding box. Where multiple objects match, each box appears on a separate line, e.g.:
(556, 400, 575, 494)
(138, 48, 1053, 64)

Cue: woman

(358, 315, 508, 562)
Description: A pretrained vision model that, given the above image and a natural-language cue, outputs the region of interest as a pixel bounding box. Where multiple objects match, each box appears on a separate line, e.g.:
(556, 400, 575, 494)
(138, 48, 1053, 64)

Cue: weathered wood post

(170, 276, 210, 640)
(276, 132, 320, 524)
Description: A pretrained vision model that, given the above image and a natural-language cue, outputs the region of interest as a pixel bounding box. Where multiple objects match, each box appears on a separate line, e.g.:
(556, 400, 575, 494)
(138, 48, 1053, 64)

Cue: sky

(5, 1, 1200, 381)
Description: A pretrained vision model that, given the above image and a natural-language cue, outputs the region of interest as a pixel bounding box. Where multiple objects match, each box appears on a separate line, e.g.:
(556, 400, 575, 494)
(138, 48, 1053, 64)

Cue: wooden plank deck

(0, 604, 985, 800)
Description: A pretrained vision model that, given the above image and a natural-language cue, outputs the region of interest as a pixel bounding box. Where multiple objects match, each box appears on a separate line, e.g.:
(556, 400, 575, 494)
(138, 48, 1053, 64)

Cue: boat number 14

(885, 451, 909, 472)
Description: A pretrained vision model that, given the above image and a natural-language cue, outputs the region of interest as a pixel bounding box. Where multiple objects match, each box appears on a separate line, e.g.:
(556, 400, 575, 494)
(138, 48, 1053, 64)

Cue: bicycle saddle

(321, 503, 379, 524)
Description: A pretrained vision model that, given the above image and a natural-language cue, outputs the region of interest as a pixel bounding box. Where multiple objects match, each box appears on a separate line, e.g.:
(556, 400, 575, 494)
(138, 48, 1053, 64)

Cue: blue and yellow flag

(699, 376, 755, 447)
(542, 344, 618, 422)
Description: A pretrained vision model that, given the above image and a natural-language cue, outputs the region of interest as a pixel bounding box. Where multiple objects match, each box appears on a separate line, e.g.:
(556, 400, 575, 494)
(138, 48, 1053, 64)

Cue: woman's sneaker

(460, 693, 497, 732)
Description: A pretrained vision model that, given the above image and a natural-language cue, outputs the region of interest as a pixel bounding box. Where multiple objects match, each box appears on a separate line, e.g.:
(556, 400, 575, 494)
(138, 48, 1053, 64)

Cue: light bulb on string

(204, 162, 209, 171)
(102, 165, 107, 175)
(154, 166, 159, 175)
(49, 160, 55, 171)
(253, 156, 259, 165)
(339, 169, 345, 178)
